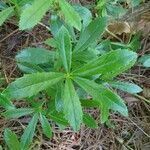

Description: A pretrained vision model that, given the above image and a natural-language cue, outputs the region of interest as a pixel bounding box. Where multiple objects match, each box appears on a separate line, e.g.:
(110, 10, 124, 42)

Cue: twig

(134, 94, 150, 104)
(38, 22, 51, 32)
(128, 117, 150, 138)
(0, 29, 19, 43)
(106, 28, 123, 42)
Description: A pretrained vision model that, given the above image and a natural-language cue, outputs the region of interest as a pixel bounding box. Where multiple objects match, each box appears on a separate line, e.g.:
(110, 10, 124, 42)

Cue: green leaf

(48, 113, 68, 127)
(96, 40, 111, 55)
(3, 108, 34, 119)
(73, 5, 92, 29)
(144, 58, 150, 67)
(76, 87, 88, 99)
(4, 129, 21, 150)
(130, 0, 141, 7)
(0, 1, 7, 10)
(19, 0, 53, 30)
(74, 17, 107, 52)
(50, 15, 76, 41)
(14, 0, 33, 7)
(0, 7, 14, 26)
(106, 4, 126, 18)
(16, 62, 44, 73)
(56, 26, 72, 72)
(110, 81, 142, 94)
(40, 114, 52, 138)
(4, 72, 64, 99)
(16, 48, 54, 65)
(128, 33, 141, 51)
(16, 47, 55, 73)
(50, 15, 63, 37)
(64, 24, 76, 42)
(0, 94, 14, 109)
(73, 49, 137, 80)
(44, 38, 57, 48)
(59, 0, 81, 31)
(74, 77, 128, 123)
(63, 79, 83, 131)
(72, 48, 98, 69)
(83, 113, 97, 129)
(139, 54, 150, 67)
(0, 145, 2, 150)
(81, 99, 100, 108)
(55, 84, 63, 112)
(20, 113, 38, 150)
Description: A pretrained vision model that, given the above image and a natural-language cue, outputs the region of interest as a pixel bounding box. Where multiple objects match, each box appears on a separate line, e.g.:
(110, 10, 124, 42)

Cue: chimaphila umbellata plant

(0, 15, 143, 149)
(0, 1, 143, 149)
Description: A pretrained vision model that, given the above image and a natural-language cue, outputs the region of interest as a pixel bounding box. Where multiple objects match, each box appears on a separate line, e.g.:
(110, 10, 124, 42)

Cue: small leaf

(56, 26, 72, 72)
(110, 81, 142, 94)
(73, 49, 137, 80)
(20, 113, 38, 150)
(144, 58, 150, 67)
(83, 113, 97, 129)
(74, 77, 128, 123)
(40, 114, 52, 138)
(3, 108, 34, 119)
(106, 4, 126, 18)
(59, 0, 81, 30)
(44, 38, 57, 48)
(139, 54, 150, 67)
(74, 17, 107, 52)
(4, 129, 21, 150)
(0, 94, 14, 109)
(50, 15, 63, 37)
(49, 113, 68, 127)
(0, 7, 14, 26)
(4, 72, 64, 99)
(63, 79, 83, 131)
(73, 5, 92, 29)
(128, 33, 141, 51)
(19, 0, 53, 30)
(130, 0, 141, 7)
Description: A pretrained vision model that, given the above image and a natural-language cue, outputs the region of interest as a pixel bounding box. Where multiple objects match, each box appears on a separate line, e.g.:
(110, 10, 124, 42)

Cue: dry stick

(38, 22, 51, 32)
(128, 117, 150, 138)
(3, 69, 9, 84)
(106, 28, 123, 43)
(8, 65, 17, 79)
(134, 94, 150, 104)
(29, 141, 41, 150)
(0, 28, 19, 43)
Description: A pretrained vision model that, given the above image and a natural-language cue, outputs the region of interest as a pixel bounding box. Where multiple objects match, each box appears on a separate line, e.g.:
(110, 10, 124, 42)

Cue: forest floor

(0, 1, 150, 150)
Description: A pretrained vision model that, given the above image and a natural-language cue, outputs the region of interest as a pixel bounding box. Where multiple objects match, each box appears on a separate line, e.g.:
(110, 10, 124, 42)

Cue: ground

(0, 1, 150, 150)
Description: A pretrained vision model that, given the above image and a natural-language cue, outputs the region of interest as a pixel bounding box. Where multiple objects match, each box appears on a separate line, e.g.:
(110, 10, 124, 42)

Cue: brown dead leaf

(143, 87, 150, 98)
(108, 21, 131, 35)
